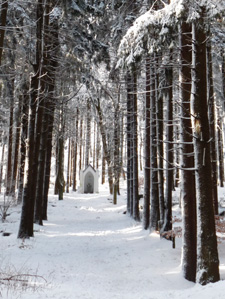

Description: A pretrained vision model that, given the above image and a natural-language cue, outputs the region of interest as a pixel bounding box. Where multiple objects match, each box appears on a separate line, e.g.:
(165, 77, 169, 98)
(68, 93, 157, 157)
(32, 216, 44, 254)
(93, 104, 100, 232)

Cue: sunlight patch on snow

(165, 266, 181, 275)
(66, 230, 116, 237)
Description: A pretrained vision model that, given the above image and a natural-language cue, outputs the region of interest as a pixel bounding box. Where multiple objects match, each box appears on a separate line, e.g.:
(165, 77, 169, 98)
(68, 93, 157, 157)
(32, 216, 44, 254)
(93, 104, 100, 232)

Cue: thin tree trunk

(150, 60, 159, 231)
(126, 72, 133, 215)
(143, 57, 151, 229)
(132, 65, 139, 221)
(10, 95, 22, 197)
(101, 149, 105, 184)
(0, 141, 5, 194)
(85, 99, 91, 168)
(161, 54, 173, 234)
(66, 138, 71, 193)
(207, 41, 218, 215)
(157, 89, 164, 222)
(217, 113, 224, 187)
(79, 116, 83, 172)
(17, 85, 29, 203)
(5, 80, 14, 196)
(72, 108, 79, 191)
(0, 0, 8, 65)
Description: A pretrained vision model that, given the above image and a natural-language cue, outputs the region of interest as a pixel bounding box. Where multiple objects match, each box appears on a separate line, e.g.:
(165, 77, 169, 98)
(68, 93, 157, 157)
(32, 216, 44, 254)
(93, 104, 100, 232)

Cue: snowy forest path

(32, 190, 191, 298)
(1, 190, 195, 298)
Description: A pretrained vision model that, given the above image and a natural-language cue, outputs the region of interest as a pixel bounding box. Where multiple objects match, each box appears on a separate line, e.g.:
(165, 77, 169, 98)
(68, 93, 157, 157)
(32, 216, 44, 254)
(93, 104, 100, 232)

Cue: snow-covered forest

(0, 0, 225, 297)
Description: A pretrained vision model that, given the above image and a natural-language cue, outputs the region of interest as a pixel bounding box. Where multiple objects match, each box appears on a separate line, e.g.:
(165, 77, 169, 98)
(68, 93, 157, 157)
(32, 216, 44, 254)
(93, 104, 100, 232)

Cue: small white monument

(79, 165, 99, 193)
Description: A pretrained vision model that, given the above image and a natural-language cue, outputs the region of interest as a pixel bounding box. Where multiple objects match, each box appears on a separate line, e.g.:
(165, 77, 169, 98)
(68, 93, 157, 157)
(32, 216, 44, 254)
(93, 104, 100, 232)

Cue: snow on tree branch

(117, 0, 224, 68)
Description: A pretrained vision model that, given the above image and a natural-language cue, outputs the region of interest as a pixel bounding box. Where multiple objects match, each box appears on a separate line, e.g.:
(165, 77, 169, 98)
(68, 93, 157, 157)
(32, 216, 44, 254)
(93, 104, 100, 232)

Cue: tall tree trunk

(55, 106, 65, 200)
(217, 113, 224, 187)
(157, 89, 164, 222)
(132, 65, 139, 221)
(18, 0, 44, 238)
(113, 104, 120, 205)
(180, 22, 196, 283)
(126, 72, 133, 215)
(149, 59, 159, 231)
(66, 138, 71, 193)
(0, 140, 5, 194)
(79, 116, 83, 172)
(207, 41, 218, 215)
(191, 11, 220, 284)
(143, 57, 151, 229)
(18, 72, 39, 238)
(101, 149, 105, 184)
(10, 96, 22, 197)
(5, 80, 14, 196)
(85, 99, 91, 168)
(72, 108, 79, 191)
(96, 124, 100, 169)
(161, 54, 173, 234)
(0, 0, 8, 65)
(42, 13, 59, 220)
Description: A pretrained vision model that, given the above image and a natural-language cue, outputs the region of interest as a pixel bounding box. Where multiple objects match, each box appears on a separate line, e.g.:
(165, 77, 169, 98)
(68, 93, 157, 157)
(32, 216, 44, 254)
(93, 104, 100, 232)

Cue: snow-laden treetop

(117, 0, 224, 68)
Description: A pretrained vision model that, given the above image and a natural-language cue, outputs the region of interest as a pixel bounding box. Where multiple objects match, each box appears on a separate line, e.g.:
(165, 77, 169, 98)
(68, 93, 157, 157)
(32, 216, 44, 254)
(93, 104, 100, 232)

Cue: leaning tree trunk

(191, 11, 220, 285)
(180, 22, 196, 283)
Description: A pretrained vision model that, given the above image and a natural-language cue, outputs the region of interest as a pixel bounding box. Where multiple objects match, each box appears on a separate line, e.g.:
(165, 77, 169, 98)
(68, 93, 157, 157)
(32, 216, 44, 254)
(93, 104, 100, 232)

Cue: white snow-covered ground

(1, 184, 225, 299)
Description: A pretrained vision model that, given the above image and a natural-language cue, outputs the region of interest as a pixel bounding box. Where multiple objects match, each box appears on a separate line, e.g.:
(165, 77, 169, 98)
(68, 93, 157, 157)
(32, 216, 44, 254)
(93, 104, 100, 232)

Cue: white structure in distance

(79, 165, 99, 194)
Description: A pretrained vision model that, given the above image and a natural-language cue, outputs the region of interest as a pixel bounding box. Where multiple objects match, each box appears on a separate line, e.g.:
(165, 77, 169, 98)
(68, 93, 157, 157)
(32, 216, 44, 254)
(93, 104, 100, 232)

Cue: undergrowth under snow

(1, 184, 225, 298)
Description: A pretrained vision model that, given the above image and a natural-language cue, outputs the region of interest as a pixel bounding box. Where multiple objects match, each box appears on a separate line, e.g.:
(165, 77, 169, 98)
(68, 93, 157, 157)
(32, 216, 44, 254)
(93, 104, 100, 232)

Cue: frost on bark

(179, 22, 196, 283)
(191, 9, 220, 284)
(207, 41, 218, 215)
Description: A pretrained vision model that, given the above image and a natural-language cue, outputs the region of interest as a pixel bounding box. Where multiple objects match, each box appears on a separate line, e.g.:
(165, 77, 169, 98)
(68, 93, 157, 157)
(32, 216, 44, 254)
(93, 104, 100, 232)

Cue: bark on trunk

(149, 60, 159, 231)
(143, 57, 151, 230)
(191, 14, 220, 284)
(0, 0, 8, 65)
(161, 55, 173, 234)
(207, 41, 218, 215)
(180, 22, 197, 283)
